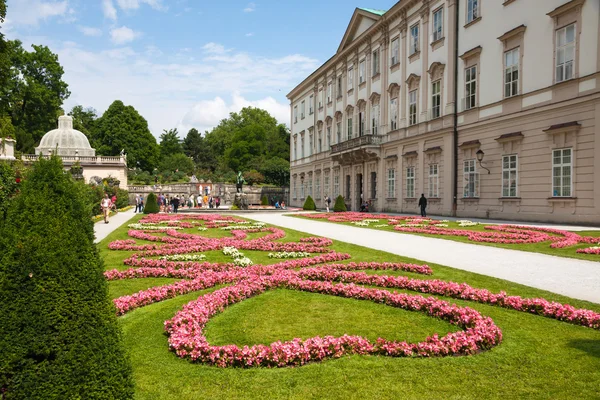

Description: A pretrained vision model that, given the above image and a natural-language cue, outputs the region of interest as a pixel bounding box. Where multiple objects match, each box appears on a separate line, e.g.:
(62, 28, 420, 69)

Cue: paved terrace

(242, 212, 600, 304)
(94, 208, 137, 243)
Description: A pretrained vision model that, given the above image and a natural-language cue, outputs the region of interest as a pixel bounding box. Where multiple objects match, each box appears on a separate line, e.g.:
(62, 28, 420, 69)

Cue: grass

(97, 215, 600, 400)
(293, 214, 600, 262)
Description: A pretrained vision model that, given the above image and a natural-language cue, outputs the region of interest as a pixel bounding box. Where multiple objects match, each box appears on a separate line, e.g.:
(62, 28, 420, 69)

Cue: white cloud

(116, 0, 167, 11)
(180, 92, 289, 133)
(245, 32, 254, 37)
(110, 26, 141, 44)
(5, 0, 68, 26)
(78, 26, 102, 37)
(243, 2, 255, 12)
(202, 42, 229, 55)
(102, 0, 117, 20)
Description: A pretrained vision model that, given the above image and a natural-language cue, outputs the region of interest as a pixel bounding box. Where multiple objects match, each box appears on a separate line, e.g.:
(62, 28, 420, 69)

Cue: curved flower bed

(106, 213, 600, 368)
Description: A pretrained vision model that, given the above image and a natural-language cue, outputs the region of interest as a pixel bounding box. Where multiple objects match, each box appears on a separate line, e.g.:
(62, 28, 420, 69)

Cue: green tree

(159, 153, 194, 175)
(333, 195, 347, 212)
(68, 105, 97, 140)
(303, 195, 316, 211)
(259, 157, 290, 187)
(93, 100, 159, 172)
(183, 128, 216, 170)
(0, 156, 134, 398)
(159, 128, 183, 158)
(224, 123, 266, 172)
(1, 41, 70, 153)
(143, 192, 159, 214)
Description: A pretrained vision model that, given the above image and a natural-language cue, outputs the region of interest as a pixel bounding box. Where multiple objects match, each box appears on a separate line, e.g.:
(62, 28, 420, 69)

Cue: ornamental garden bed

(99, 214, 600, 399)
(294, 212, 600, 262)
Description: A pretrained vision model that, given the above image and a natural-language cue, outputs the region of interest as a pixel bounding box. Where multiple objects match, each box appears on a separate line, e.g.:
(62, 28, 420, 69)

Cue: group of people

(157, 193, 220, 214)
(100, 193, 119, 223)
(274, 200, 286, 209)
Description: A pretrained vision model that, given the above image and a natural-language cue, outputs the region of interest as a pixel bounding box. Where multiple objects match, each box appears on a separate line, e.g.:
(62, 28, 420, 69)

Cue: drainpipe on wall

(452, 0, 460, 217)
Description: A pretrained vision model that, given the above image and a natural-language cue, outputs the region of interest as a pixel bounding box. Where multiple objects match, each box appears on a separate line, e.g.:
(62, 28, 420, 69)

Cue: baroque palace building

(287, 0, 600, 224)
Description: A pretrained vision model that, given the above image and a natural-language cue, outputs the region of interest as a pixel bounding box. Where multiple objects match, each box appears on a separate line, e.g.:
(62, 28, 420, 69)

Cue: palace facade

(287, 0, 600, 224)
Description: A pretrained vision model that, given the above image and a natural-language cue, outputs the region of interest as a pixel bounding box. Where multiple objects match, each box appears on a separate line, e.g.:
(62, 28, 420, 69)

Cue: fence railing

(330, 134, 382, 154)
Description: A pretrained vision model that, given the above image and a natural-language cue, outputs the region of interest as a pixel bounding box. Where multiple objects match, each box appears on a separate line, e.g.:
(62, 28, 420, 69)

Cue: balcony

(330, 134, 382, 165)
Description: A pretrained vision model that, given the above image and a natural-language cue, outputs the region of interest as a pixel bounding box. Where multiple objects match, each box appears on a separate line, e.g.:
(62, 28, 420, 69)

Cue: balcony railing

(330, 134, 382, 154)
(21, 154, 126, 164)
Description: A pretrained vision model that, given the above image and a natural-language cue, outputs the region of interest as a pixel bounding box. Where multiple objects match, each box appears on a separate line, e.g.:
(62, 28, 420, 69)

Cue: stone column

(400, 23, 408, 128)
(380, 27, 390, 135)
(445, 0, 457, 115)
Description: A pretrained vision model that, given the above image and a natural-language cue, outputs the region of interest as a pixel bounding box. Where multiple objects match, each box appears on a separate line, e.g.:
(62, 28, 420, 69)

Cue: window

(371, 105, 379, 135)
(337, 75, 343, 98)
(318, 130, 322, 153)
(391, 38, 399, 65)
(315, 176, 320, 198)
(333, 174, 339, 197)
(348, 66, 354, 90)
(336, 122, 341, 143)
(318, 89, 323, 108)
(308, 133, 313, 156)
(370, 172, 377, 199)
(294, 106, 298, 123)
(552, 148, 572, 197)
(300, 134, 305, 158)
(301, 179, 305, 199)
(326, 126, 331, 148)
(309, 95, 314, 114)
(372, 49, 380, 76)
(387, 168, 396, 198)
(324, 175, 330, 197)
(293, 178, 297, 199)
(556, 24, 575, 83)
(410, 24, 419, 55)
(301, 100, 305, 119)
(327, 82, 332, 103)
(293, 138, 297, 160)
(502, 155, 518, 197)
(347, 117, 353, 140)
(345, 175, 351, 200)
(463, 159, 479, 197)
(504, 48, 519, 98)
(308, 177, 313, 197)
(465, 65, 477, 110)
(409, 90, 417, 126)
(467, 0, 479, 24)
(390, 98, 398, 130)
(406, 167, 415, 198)
(431, 81, 441, 118)
(433, 8, 443, 41)
(429, 164, 439, 198)
(359, 112, 365, 136)
(359, 59, 366, 84)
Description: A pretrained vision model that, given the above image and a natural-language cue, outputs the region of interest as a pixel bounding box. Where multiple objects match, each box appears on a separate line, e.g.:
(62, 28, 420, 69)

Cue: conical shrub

(143, 192, 159, 214)
(303, 195, 316, 211)
(261, 195, 269, 206)
(333, 195, 347, 212)
(0, 156, 134, 399)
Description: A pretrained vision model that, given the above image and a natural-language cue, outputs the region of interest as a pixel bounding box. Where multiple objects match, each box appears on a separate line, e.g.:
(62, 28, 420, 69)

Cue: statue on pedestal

(236, 171, 246, 193)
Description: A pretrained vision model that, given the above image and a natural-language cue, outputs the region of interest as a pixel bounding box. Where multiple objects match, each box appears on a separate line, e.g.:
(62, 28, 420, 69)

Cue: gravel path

(94, 208, 137, 243)
(242, 212, 600, 304)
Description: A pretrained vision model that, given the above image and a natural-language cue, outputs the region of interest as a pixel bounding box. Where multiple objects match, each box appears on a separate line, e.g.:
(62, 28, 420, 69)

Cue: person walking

(215, 197, 220, 209)
(418, 193, 428, 217)
(325, 195, 331, 212)
(172, 195, 180, 214)
(134, 194, 140, 213)
(139, 195, 144, 213)
(101, 194, 112, 224)
(197, 194, 202, 208)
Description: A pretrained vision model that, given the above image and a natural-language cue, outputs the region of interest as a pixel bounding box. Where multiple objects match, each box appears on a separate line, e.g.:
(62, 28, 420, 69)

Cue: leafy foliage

(159, 128, 183, 159)
(303, 195, 316, 211)
(159, 153, 194, 175)
(0, 156, 133, 399)
(333, 195, 347, 212)
(144, 192, 159, 214)
(93, 100, 159, 172)
(261, 195, 268, 206)
(243, 170, 264, 186)
(0, 161, 17, 218)
(259, 157, 289, 187)
(68, 105, 97, 140)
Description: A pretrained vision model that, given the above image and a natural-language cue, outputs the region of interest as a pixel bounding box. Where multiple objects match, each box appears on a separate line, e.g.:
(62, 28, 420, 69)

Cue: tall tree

(1, 41, 70, 153)
(68, 105, 97, 140)
(183, 128, 216, 170)
(159, 128, 183, 158)
(93, 100, 159, 171)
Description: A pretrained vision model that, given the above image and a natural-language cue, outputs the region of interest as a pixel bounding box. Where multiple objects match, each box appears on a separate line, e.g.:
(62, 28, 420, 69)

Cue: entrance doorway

(356, 173, 363, 210)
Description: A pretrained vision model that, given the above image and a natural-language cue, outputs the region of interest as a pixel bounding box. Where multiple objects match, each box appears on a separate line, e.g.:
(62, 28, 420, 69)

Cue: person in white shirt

(101, 194, 112, 224)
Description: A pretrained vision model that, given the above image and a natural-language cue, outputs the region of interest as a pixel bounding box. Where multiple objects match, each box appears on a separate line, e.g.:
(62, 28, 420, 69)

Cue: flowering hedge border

(164, 275, 502, 368)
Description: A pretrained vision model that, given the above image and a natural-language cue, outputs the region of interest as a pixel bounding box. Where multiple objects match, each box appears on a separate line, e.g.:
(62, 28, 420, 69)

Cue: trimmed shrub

(0, 156, 134, 399)
(333, 195, 347, 212)
(0, 162, 18, 219)
(261, 195, 269, 206)
(303, 195, 316, 211)
(144, 192, 159, 214)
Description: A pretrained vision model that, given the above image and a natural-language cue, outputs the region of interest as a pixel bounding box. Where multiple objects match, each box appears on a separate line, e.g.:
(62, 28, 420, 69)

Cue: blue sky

(4, 0, 393, 137)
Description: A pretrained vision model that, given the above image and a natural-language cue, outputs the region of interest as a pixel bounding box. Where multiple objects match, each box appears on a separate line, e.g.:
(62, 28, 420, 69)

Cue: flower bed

(105, 213, 600, 368)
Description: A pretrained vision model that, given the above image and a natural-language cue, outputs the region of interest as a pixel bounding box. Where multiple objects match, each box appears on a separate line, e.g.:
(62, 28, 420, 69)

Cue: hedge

(303, 195, 316, 211)
(261, 195, 269, 206)
(143, 192, 160, 214)
(333, 195, 347, 212)
(0, 156, 134, 399)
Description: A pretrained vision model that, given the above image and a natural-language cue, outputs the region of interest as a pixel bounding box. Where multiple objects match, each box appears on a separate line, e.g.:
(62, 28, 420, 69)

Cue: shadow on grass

(569, 339, 600, 358)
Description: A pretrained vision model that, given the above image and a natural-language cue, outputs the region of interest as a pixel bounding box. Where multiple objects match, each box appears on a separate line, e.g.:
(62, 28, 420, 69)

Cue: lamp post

(476, 149, 491, 174)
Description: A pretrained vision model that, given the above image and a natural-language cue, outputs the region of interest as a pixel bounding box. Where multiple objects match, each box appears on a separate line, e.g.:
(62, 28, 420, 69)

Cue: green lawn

(98, 215, 600, 400)
(293, 214, 600, 262)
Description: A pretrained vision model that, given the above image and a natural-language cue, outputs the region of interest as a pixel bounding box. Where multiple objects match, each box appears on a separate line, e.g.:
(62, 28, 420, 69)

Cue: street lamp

(476, 149, 490, 174)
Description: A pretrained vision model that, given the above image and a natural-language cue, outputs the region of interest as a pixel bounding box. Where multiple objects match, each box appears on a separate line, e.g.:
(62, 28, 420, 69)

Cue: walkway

(243, 213, 600, 304)
(94, 208, 138, 243)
